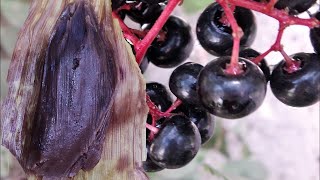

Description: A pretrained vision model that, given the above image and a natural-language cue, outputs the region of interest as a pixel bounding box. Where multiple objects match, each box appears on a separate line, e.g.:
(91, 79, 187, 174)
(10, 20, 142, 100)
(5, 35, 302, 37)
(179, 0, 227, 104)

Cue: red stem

(146, 95, 183, 140)
(217, 0, 244, 75)
(251, 48, 273, 64)
(146, 123, 159, 134)
(163, 99, 183, 115)
(135, 0, 181, 64)
(112, 12, 140, 45)
(252, 23, 286, 64)
(266, 0, 277, 11)
(280, 48, 301, 73)
(146, 95, 183, 119)
(227, 0, 319, 27)
(116, 4, 131, 12)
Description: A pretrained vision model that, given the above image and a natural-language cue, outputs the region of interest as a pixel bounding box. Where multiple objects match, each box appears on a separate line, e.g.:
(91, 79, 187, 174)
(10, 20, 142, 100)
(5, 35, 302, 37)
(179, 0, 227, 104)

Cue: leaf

(181, 0, 214, 13)
(222, 159, 269, 180)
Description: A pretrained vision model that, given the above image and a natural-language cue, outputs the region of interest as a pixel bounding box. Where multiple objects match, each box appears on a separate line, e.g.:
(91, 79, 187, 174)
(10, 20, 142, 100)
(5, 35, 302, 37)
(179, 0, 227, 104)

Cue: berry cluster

(112, 0, 320, 173)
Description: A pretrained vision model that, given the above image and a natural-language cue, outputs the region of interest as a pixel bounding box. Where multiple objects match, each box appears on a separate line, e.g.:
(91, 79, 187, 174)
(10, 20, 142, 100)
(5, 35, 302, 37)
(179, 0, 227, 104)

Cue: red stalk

(217, 0, 244, 75)
(135, 0, 181, 64)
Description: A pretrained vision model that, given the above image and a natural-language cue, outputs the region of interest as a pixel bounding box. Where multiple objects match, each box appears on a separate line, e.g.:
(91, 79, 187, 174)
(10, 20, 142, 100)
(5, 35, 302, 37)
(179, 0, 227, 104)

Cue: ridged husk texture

(0, 0, 148, 179)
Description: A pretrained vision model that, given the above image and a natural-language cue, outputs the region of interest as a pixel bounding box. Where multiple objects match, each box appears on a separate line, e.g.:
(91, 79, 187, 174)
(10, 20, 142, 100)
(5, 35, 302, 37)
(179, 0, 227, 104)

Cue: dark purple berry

(275, 0, 316, 15)
(197, 57, 267, 119)
(126, 3, 164, 24)
(143, 144, 164, 172)
(310, 11, 320, 54)
(143, 156, 165, 172)
(146, 82, 173, 111)
(239, 48, 271, 81)
(196, 2, 256, 56)
(172, 104, 215, 144)
(147, 16, 194, 68)
(254, 0, 316, 14)
(169, 62, 203, 105)
(270, 53, 320, 107)
(188, 107, 215, 144)
(146, 82, 172, 139)
(149, 115, 201, 169)
(112, 0, 125, 10)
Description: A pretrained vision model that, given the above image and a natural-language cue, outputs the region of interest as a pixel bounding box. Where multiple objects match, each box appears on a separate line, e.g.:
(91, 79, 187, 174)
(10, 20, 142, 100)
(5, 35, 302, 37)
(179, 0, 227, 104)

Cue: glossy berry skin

(126, 3, 164, 24)
(275, 0, 316, 15)
(270, 53, 320, 107)
(143, 144, 164, 172)
(196, 2, 256, 56)
(175, 104, 215, 144)
(147, 16, 194, 68)
(310, 11, 320, 54)
(197, 57, 267, 119)
(169, 62, 203, 105)
(146, 82, 172, 139)
(143, 156, 164, 172)
(146, 82, 173, 111)
(239, 48, 271, 81)
(254, 0, 316, 14)
(188, 107, 214, 144)
(111, 0, 125, 10)
(149, 115, 201, 169)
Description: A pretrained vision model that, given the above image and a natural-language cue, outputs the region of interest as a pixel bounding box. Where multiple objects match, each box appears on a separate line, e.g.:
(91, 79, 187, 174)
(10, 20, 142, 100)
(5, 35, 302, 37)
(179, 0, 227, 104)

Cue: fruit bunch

(112, 0, 320, 172)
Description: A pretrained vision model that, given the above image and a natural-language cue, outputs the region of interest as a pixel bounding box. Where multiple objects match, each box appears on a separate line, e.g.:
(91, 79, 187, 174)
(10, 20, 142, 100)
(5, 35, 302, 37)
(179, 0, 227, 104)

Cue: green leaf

(222, 159, 269, 180)
(182, 0, 214, 13)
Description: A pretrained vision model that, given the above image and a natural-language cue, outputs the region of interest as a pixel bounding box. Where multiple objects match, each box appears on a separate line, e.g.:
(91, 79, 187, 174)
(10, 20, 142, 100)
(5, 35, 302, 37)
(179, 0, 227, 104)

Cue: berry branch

(113, 0, 182, 64)
(135, 0, 181, 63)
(218, 0, 319, 73)
(217, 0, 244, 75)
(252, 22, 286, 64)
(146, 94, 183, 141)
(227, 0, 319, 27)
(111, 0, 320, 174)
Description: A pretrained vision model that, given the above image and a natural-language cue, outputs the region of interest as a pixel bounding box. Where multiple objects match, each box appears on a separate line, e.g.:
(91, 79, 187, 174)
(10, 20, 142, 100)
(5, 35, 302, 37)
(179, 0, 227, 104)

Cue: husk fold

(1, 0, 148, 179)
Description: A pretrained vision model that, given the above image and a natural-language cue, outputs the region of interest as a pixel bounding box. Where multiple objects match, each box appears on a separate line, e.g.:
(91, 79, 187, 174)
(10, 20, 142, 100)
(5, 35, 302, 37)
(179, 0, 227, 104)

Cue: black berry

(310, 11, 320, 54)
(149, 115, 201, 169)
(126, 3, 164, 24)
(146, 82, 173, 111)
(270, 53, 320, 107)
(196, 2, 257, 56)
(147, 16, 194, 68)
(169, 62, 203, 105)
(239, 48, 271, 81)
(197, 57, 267, 119)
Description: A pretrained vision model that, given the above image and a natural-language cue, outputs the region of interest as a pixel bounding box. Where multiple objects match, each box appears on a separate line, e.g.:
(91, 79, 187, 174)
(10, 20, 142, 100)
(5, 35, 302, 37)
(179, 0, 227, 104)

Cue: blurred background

(1, 0, 319, 179)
